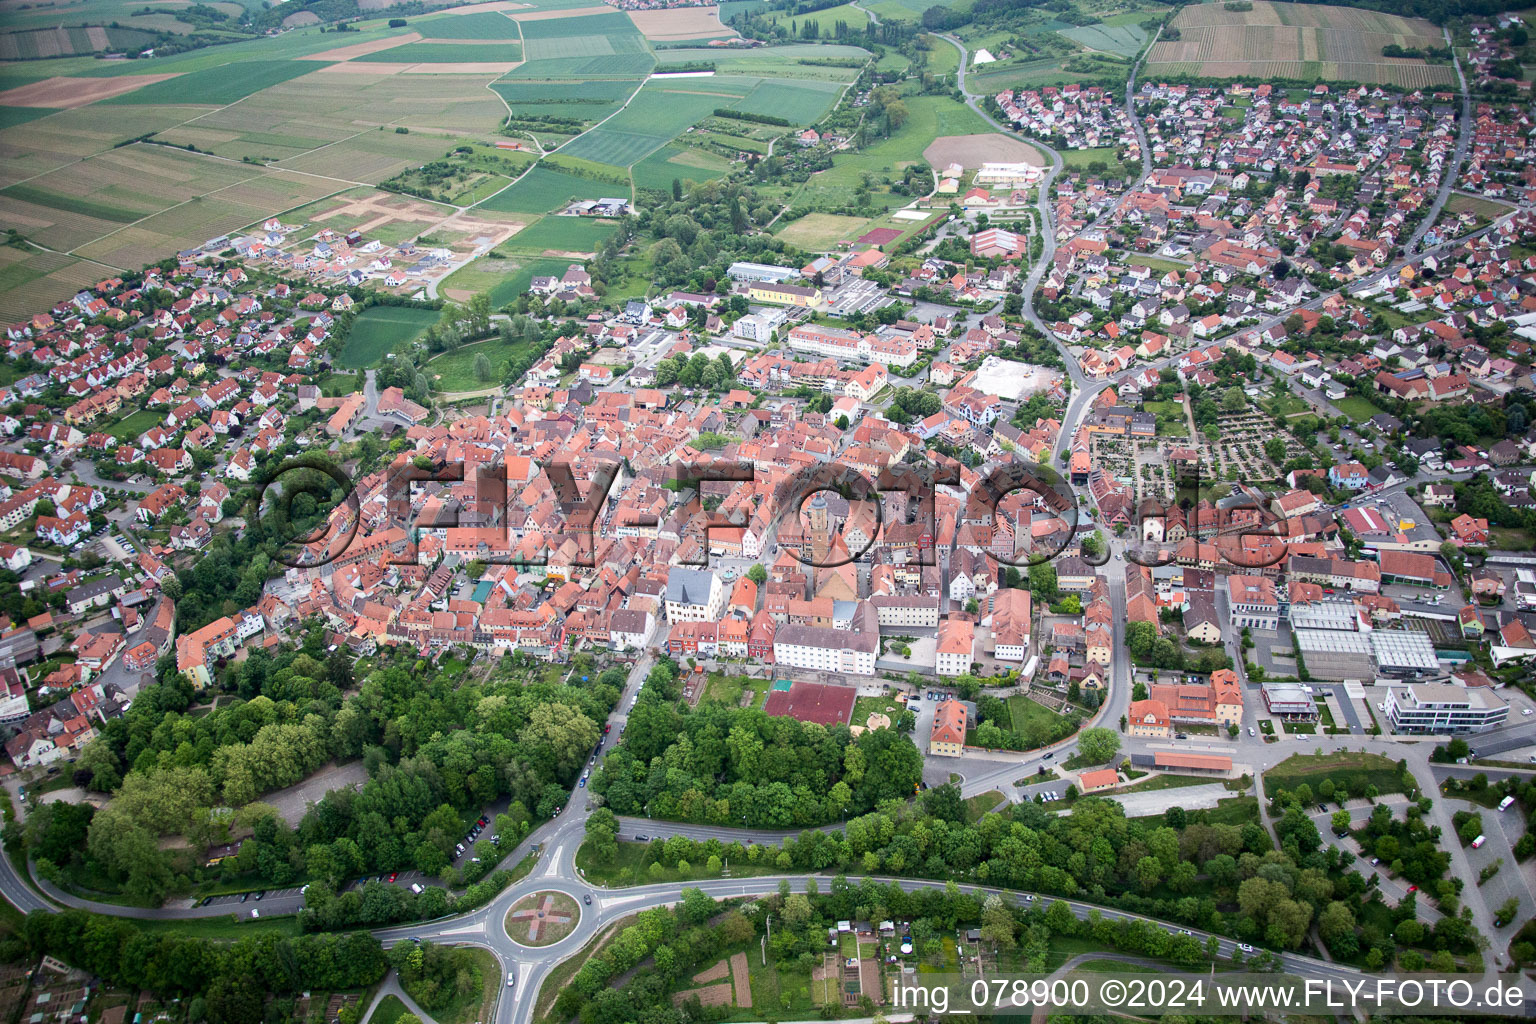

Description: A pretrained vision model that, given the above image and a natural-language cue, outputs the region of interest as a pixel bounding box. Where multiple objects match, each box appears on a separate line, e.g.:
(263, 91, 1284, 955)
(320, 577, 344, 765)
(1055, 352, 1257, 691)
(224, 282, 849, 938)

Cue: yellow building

(748, 282, 823, 308)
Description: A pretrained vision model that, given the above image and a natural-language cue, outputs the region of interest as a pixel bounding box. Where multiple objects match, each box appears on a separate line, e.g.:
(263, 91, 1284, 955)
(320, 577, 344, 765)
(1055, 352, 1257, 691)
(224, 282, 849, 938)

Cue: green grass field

(368, 995, 410, 1024)
(336, 306, 439, 369)
(443, 254, 572, 308)
(753, 2, 870, 35)
(370, 41, 523, 62)
(425, 336, 541, 392)
(796, 91, 989, 210)
(775, 212, 874, 249)
(492, 78, 642, 120)
(501, 216, 618, 254)
(1058, 22, 1148, 57)
(1265, 753, 1408, 798)
(414, 11, 525, 38)
(105, 408, 163, 443)
(1006, 693, 1059, 739)
(558, 77, 756, 166)
(476, 164, 624, 214)
(632, 144, 734, 191)
(733, 78, 845, 124)
(100, 60, 319, 106)
(1333, 395, 1386, 423)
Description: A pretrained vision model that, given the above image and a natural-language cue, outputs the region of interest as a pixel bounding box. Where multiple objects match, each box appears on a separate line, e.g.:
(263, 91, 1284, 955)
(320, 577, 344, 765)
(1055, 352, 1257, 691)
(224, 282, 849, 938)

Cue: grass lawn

(133, 913, 301, 939)
(964, 790, 1006, 822)
(441, 253, 571, 308)
(1333, 395, 1386, 423)
(368, 996, 409, 1024)
(1061, 145, 1130, 175)
(1117, 773, 1222, 794)
(852, 693, 903, 729)
(1266, 391, 1310, 417)
(1118, 254, 1189, 275)
(1197, 796, 1262, 829)
(424, 336, 540, 393)
(1142, 399, 1189, 436)
(105, 408, 162, 442)
(575, 839, 782, 887)
(702, 672, 769, 708)
(336, 306, 439, 369)
(1265, 752, 1406, 798)
(1006, 693, 1057, 738)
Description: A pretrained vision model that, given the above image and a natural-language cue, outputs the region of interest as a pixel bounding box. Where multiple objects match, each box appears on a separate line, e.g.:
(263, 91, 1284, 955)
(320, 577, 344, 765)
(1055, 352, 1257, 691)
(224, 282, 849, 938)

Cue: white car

(1238, 943, 1254, 953)
(507, 972, 516, 988)
(1523, 708, 1533, 717)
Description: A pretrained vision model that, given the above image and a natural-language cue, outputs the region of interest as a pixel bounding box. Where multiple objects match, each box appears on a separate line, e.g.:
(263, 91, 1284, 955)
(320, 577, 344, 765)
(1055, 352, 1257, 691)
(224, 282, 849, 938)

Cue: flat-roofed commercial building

(1261, 682, 1318, 720)
(1385, 683, 1509, 734)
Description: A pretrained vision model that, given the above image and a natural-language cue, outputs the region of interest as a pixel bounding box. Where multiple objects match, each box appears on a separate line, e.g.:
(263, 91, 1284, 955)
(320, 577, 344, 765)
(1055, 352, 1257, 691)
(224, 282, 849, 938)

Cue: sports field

(1145, 0, 1454, 87)
(337, 306, 440, 368)
(476, 164, 624, 214)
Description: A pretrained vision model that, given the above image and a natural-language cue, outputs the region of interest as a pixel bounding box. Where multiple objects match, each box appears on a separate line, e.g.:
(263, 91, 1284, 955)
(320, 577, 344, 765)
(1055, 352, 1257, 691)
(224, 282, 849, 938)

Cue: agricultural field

(99, 60, 323, 106)
(492, 77, 642, 121)
(412, 11, 526, 38)
(498, 215, 618, 255)
(0, 244, 99, 324)
(560, 75, 843, 168)
(0, 24, 160, 60)
(645, 43, 871, 80)
(154, 71, 509, 178)
(626, 6, 737, 42)
(475, 162, 625, 214)
(336, 305, 440, 369)
(0, 141, 339, 261)
(518, 9, 650, 61)
(632, 144, 734, 192)
(1058, 22, 1148, 58)
(366, 40, 523, 63)
(1145, 0, 1455, 87)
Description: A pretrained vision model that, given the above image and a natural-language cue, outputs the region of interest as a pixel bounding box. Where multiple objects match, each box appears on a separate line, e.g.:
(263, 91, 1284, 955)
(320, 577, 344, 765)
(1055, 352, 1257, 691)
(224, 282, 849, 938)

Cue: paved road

(1406, 30, 1472, 255)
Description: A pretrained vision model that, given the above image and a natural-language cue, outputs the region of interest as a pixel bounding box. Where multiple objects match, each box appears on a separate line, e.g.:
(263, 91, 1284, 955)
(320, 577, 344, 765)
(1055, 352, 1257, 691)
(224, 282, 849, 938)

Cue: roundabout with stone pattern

(503, 889, 580, 947)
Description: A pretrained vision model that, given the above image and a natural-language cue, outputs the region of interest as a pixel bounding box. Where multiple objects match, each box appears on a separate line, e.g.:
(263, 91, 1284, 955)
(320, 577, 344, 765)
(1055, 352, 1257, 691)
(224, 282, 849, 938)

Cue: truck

(1499, 795, 1516, 811)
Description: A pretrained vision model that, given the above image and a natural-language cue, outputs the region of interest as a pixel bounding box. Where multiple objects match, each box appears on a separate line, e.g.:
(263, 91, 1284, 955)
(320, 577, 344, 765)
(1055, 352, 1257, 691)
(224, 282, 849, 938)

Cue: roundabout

(504, 890, 580, 947)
